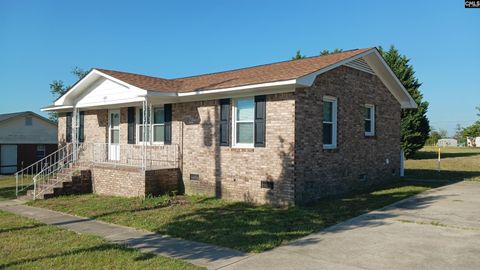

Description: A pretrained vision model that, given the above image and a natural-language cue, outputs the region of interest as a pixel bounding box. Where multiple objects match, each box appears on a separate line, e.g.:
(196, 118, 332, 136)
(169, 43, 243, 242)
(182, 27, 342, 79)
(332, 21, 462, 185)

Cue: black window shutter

(127, 107, 135, 144)
(79, 111, 85, 143)
(66, 112, 72, 143)
(164, 104, 172, 145)
(254, 95, 266, 147)
(219, 99, 230, 146)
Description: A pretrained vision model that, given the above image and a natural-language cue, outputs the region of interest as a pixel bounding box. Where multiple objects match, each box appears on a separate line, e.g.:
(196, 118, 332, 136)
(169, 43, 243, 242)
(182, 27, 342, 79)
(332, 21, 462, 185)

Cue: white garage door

(1, 145, 17, 174)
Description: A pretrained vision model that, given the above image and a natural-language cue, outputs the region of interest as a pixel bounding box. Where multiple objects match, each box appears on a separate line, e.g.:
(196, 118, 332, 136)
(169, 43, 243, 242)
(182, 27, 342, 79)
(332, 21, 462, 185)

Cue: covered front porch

(78, 142, 180, 170)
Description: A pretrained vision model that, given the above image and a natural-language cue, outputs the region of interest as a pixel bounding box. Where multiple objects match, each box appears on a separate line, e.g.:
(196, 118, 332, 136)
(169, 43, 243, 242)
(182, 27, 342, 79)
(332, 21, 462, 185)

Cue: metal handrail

(15, 143, 73, 196)
(15, 141, 180, 199)
(32, 146, 77, 199)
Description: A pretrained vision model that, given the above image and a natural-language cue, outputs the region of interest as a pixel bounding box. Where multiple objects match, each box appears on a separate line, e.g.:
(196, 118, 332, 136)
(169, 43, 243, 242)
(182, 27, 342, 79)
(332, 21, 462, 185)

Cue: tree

(292, 50, 306, 60)
(461, 121, 480, 138)
(426, 129, 442, 146)
(454, 124, 467, 145)
(319, 48, 343, 56)
(379, 45, 430, 158)
(292, 48, 343, 60)
(48, 67, 89, 122)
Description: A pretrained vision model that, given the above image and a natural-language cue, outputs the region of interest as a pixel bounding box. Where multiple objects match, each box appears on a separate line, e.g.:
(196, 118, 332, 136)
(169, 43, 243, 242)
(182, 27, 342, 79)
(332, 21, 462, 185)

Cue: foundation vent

(261, 181, 274, 190)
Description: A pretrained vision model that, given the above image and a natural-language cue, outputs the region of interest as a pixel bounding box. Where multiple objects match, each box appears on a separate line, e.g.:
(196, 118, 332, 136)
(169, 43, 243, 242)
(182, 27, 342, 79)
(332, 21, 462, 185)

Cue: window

(138, 106, 165, 143)
(364, 104, 375, 136)
(153, 107, 165, 143)
(25, 117, 32, 126)
(36, 145, 46, 158)
(233, 97, 255, 146)
(323, 96, 337, 149)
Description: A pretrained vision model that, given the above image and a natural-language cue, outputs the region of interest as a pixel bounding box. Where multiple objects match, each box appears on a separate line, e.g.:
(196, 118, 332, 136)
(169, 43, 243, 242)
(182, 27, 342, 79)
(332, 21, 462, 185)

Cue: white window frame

(232, 97, 255, 148)
(364, 104, 375, 136)
(323, 96, 337, 149)
(36, 145, 46, 158)
(152, 106, 165, 144)
(136, 105, 165, 145)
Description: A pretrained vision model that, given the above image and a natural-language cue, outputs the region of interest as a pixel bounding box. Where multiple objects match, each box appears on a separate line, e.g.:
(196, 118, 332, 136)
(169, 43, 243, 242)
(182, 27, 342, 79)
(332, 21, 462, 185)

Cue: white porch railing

(82, 143, 180, 169)
(15, 143, 78, 198)
(15, 142, 179, 200)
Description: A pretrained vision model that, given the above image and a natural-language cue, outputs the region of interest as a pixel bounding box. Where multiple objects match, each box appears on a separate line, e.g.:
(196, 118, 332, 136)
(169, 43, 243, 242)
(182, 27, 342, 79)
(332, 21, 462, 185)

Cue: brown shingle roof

(96, 48, 371, 93)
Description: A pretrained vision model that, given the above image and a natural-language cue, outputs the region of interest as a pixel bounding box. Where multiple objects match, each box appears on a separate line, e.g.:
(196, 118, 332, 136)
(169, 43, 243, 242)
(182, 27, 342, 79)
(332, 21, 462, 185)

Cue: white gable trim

(54, 69, 147, 106)
(296, 48, 417, 109)
(44, 49, 417, 111)
(363, 50, 417, 109)
(296, 49, 376, 87)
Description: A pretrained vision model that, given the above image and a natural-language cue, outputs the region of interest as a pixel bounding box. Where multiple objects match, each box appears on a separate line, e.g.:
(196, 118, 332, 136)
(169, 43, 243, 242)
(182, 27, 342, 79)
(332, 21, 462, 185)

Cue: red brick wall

(174, 93, 296, 206)
(295, 66, 401, 203)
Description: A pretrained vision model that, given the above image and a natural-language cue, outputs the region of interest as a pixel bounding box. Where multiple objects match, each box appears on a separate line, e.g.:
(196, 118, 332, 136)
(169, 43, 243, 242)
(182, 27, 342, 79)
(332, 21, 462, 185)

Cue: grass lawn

(29, 180, 445, 253)
(21, 146, 480, 253)
(0, 210, 201, 270)
(0, 175, 18, 201)
(405, 146, 480, 181)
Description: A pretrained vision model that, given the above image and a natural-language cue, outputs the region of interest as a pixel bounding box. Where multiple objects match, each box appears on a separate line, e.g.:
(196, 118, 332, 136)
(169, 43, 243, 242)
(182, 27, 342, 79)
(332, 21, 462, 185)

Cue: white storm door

(108, 110, 120, 161)
(1, 145, 17, 174)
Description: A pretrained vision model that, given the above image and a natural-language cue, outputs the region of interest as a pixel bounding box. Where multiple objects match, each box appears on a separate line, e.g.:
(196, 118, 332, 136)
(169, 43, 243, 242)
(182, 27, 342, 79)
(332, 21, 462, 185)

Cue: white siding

(0, 116, 57, 144)
(76, 78, 140, 107)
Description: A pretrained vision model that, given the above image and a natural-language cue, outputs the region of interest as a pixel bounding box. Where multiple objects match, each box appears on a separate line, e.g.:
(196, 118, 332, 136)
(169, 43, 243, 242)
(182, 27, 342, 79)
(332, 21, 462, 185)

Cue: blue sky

(0, 0, 479, 135)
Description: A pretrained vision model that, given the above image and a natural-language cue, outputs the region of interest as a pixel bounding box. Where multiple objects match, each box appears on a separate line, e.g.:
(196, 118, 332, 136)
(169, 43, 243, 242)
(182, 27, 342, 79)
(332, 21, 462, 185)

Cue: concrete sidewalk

(221, 181, 480, 270)
(0, 200, 249, 270)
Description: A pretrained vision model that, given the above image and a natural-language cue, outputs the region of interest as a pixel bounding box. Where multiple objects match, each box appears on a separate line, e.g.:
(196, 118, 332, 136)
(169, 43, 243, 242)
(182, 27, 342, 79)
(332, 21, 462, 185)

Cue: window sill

(230, 146, 254, 153)
(322, 147, 339, 153)
(231, 144, 254, 149)
(364, 134, 376, 139)
(136, 142, 165, 145)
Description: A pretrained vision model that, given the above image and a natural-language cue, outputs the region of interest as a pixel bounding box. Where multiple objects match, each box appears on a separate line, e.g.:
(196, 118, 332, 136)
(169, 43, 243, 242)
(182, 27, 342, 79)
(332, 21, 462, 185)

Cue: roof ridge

(172, 48, 367, 81)
(95, 48, 369, 82)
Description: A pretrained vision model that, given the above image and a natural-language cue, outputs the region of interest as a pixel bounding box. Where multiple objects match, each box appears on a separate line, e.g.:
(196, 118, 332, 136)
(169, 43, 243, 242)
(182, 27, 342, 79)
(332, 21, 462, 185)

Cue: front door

(108, 110, 120, 161)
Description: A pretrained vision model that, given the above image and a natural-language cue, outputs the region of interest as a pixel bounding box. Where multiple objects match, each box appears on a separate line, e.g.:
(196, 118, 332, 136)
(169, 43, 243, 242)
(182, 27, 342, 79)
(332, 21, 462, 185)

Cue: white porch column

(72, 106, 79, 161)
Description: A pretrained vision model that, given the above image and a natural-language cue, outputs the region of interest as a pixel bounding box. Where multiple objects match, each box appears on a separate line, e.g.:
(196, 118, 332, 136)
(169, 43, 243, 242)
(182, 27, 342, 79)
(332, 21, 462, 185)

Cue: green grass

(405, 146, 480, 181)
(0, 175, 18, 201)
(0, 210, 202, 270)
(21, 146, 480, 253)
(29, 180, 443, 253)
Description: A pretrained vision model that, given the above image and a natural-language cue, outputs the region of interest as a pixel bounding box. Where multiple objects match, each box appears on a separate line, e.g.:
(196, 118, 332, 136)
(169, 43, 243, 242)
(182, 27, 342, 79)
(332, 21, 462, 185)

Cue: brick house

(39, 48, 416, 205)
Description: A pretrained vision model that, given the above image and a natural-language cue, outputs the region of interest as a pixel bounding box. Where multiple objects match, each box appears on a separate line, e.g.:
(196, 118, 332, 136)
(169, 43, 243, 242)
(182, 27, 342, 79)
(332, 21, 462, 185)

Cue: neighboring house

(0, 111, 57, 174)
(467, 137, 480, 147)
(38, 48, 417, 205)
(437, 138, 458, 147)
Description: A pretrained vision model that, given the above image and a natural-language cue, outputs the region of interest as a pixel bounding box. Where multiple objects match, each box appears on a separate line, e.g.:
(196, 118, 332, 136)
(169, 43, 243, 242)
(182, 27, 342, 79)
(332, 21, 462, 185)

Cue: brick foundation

(92, 164, 181, 197)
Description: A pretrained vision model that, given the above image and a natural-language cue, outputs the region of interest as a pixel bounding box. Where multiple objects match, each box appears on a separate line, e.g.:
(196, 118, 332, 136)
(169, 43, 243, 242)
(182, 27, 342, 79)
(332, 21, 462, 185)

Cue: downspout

(400, 149, 405, 177)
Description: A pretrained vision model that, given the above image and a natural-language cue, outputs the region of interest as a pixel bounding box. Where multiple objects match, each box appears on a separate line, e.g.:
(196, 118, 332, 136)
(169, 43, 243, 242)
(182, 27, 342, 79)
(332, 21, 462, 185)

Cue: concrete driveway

(222, 181, 480, 270)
